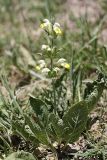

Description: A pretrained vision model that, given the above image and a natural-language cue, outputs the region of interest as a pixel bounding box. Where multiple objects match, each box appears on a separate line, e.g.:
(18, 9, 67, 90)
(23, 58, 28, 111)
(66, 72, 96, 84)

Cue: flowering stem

(50, 36, 57, 114)
(50, 56, 53, 71)
(53, 81, 57, 114)
(50, 37, 54, 71)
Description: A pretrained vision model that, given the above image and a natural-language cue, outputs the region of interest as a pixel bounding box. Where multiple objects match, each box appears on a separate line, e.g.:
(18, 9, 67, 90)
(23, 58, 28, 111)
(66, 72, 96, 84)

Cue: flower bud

(41, 68, 50, 75)
(38, 60, 46, 68)
(53, 67, 60, 73)
(57, 58, 66, 65)
(41, 44, 49, 50)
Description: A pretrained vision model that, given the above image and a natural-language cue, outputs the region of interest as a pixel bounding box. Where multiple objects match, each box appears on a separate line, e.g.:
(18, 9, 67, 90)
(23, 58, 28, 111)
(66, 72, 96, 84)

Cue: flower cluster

(57, 58, 70, 70)
(36, 19, 70, 78)
(40, 19, 62, 36)
(35, 58, 70, 77)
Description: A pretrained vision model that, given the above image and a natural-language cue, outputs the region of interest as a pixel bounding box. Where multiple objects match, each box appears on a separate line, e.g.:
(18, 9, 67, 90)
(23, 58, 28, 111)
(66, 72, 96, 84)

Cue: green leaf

(12, 121, 39, 146)
(29, 96, 48, 117)
(25, 115, 50, 146)
(4, 151, 37, 160)
(49, 113, 64, 142)
(62, 101, 88, 143)
(84, 82, 104, 113)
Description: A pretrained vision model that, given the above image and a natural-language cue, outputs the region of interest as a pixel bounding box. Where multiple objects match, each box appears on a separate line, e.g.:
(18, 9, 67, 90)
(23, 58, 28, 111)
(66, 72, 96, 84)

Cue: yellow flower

(60, 63, 70, 70)
(64, 63, 70, 70)
(40, 23, 45, 29)
(35, 65, 41, 71)
(53, 23, 62, 35)
(54, 27, 62, 35)
(40, 19, 52, 33)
